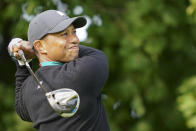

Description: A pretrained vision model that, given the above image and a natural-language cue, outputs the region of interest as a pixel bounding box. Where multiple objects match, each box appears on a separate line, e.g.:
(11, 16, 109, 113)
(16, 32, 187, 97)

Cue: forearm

(15, 62, 32, 121)
(15, 62, 31, 87)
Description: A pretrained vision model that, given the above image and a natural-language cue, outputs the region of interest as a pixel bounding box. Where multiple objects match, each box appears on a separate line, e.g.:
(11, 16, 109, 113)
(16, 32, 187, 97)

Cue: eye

(61, 32, 68, 36)
(73, 30, 76, 34)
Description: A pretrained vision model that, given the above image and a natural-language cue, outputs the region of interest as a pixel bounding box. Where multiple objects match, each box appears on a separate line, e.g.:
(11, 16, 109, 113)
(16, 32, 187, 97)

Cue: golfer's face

(43, 25, 79, 62)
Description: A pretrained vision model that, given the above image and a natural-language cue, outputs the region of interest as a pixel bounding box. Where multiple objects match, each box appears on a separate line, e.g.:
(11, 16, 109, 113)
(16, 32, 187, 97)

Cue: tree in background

(0, 0, 196, 131)
(177, 0, 196, 130)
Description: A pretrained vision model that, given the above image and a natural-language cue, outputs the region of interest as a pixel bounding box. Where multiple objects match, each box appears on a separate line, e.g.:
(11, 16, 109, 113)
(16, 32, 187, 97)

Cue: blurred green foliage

(1, 0, 196, 130)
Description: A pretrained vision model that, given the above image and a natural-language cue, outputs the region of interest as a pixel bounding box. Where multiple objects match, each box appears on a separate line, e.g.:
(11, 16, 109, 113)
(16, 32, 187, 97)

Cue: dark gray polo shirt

(14, 45, 110, 131)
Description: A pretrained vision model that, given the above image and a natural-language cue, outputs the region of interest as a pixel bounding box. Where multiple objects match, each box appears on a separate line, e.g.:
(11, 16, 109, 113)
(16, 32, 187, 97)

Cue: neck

(38, 55, 62, 66)
(38, 55, 53, 63)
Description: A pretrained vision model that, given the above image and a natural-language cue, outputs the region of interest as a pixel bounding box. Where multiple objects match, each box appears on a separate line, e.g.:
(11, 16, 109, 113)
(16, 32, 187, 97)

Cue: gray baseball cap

(28, 10, 87, 45)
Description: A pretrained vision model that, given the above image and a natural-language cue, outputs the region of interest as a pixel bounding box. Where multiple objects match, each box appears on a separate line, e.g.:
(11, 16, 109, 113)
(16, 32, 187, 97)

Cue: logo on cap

(56, 11, 65, 16)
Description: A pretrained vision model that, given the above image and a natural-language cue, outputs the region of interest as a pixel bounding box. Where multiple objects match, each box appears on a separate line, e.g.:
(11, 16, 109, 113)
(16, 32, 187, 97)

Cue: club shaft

(18, 50, 48, 93)
(25, 62, 48, 93)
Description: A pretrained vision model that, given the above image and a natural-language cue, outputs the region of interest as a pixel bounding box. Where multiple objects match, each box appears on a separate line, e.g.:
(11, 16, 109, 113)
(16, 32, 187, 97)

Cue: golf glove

(8, 38, 32, 66)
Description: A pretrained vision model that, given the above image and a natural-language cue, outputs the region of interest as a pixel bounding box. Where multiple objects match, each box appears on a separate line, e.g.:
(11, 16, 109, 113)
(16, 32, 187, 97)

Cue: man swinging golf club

(8, 10, 110, 131)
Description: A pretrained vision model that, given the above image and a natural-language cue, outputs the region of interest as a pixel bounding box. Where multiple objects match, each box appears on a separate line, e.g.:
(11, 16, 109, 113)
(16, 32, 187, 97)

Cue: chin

(62, 54, 78, 62)
(72, 52, 79, 59)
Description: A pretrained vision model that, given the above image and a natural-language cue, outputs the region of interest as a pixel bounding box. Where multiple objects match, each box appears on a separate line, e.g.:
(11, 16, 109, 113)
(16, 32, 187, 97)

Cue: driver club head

(45, 88, 80, 117)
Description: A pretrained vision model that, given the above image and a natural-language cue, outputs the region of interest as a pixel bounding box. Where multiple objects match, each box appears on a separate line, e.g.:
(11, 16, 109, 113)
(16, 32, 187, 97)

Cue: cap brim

(48, 16, 87, 34)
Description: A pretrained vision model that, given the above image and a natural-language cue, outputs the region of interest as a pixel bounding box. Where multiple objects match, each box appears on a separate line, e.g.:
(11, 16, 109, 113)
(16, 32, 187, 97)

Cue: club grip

(18, 50, 27, 62)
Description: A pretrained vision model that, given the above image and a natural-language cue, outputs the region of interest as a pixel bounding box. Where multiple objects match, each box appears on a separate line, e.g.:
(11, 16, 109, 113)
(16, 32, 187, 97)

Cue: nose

(69, 34, 79, 45)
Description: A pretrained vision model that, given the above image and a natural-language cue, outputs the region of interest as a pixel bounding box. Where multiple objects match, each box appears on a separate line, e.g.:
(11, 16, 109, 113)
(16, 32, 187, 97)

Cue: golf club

(18, 50, 80, 117)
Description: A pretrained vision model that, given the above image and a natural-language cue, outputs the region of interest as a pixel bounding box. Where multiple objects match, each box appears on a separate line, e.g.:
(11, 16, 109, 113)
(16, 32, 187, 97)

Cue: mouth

(69, 45, 79, 50)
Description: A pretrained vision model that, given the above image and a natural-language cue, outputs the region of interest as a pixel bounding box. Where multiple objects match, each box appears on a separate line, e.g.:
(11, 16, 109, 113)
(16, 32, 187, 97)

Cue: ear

(33, 40, 47, 55)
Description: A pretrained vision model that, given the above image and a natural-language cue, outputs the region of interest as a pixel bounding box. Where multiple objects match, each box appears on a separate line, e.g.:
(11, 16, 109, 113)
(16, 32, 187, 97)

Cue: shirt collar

(40, 61, 64, 67)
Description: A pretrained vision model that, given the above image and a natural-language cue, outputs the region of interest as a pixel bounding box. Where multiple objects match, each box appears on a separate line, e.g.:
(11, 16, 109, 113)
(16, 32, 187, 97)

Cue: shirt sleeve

(15, 61, 32, 122)
(72, 45, 109, 97)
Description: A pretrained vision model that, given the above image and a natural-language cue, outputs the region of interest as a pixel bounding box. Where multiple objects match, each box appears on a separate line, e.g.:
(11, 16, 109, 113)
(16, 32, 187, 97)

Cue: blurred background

(1, 0, 196, 130)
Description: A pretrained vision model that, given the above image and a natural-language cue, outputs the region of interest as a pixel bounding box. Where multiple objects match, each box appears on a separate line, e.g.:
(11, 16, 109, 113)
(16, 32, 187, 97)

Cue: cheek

(52, 39, 67, 51)
(47, 39, 67, 57)
(56, 39, 68, 48)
